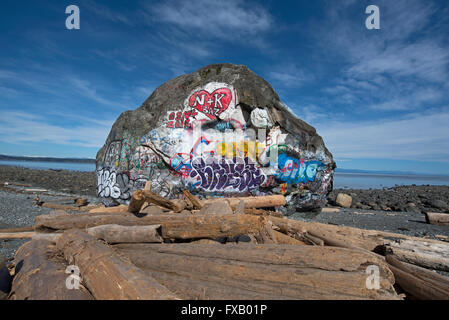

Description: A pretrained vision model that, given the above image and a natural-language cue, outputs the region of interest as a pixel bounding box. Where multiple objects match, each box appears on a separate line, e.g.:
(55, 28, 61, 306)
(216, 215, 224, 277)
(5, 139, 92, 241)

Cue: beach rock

(96, 63, 335, 215)
(336, 193, 352, 208)
(427, 199, 448, 211)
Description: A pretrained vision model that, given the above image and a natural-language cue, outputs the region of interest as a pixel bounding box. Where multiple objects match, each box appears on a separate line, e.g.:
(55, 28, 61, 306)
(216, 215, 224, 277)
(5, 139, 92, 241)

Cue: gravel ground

(0, 165, 97, 261)
(292, 207, 449, 239)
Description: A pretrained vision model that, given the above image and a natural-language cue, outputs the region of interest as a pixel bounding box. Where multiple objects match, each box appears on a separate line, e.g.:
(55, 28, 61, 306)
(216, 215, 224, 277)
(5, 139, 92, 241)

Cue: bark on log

(35, 212, 266, 240)
(10, 240, 93, 300)
(57, 229, 178, 300)
(86, 224, 163, 244)
(127, 190, 146, 213)
(114, 243, 399, 300)
(425, 212, 449, 227)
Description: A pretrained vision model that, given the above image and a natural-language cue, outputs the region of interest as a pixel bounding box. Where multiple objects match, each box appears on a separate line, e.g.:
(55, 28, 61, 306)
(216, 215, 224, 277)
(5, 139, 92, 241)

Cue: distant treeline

(0, 154, 95, 164)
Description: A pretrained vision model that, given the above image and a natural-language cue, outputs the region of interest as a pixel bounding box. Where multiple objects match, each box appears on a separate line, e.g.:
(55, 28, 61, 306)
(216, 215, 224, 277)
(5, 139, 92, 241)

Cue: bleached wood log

(57, 229, 178, 300)
(384, 239, 449, 272)
(202, 195, 286, 210)
(425, 212, 449, 227)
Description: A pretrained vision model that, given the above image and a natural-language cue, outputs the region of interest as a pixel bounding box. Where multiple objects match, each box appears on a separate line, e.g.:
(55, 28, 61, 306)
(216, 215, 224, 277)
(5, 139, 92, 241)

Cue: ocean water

(1, 160, 448, 189)
(0, 160, 95, 172)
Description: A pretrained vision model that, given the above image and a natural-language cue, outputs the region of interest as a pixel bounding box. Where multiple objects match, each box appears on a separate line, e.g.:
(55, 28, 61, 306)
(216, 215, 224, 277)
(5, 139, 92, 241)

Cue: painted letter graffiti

(189, 88, 232, 119)
(188, 156, 266, 193)
(275, 154, 324, 184)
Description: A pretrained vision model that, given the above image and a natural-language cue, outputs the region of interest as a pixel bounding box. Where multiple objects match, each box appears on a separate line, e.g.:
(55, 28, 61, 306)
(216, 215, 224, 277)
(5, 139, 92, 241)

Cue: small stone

(428, 199, 448, 210)
(336, 193, 352, 208)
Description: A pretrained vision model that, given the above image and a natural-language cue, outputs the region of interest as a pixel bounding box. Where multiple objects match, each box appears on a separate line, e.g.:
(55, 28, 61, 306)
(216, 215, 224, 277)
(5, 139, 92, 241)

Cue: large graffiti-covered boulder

(96, 63, 336, 215)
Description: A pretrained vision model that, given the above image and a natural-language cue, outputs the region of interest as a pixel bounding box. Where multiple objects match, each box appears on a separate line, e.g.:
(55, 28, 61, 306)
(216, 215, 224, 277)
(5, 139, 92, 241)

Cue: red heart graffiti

(188, 88, 232, 120)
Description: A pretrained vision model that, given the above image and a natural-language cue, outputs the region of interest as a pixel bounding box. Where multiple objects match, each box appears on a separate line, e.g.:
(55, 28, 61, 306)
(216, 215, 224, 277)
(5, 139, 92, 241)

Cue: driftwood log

(384, 239, 449, 272)
(114, 243, 400, 300)
(86, 224, 163, 244)
(10, 240, 93, 300)
(127, 190, 146, 213)
(267, 216, 449, 270)
(425, 212, 449, 227)
(385, 255, 449, 300)
(35, 213, 266, 240)
(57, 229, 178, 300)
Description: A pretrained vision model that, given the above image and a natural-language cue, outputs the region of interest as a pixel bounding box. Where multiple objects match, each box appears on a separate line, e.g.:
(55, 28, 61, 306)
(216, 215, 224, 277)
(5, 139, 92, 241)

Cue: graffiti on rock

(97, 168, 147, 201)
(275, 154, 325, 184)
(187, 156, 266, 193)
(188, 88, 232, 120)
(185, 83, 237, 121)
(97, 168, 121, 199)
(97, 81, 334, 214)
(167, 110, 198, 129)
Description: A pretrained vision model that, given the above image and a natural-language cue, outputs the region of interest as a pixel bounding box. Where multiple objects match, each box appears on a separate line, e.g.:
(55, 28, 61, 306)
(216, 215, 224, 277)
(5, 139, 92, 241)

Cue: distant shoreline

(0, 154, 95, 164)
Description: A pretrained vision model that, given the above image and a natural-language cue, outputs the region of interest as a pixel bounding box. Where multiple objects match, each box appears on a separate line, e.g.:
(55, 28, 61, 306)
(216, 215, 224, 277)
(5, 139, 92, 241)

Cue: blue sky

(1, 0, 449, 175)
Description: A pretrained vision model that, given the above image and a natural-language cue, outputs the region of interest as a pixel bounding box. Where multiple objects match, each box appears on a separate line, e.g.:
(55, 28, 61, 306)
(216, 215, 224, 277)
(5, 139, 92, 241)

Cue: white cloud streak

(0, 112, 113, 148)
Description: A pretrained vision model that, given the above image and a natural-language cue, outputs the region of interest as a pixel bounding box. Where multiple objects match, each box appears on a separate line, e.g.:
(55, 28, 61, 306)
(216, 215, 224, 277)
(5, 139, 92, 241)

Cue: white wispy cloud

(0, 111, 113, 148)
(69, 77, 120, 107)
(315, 110, 449, 162)
(148, 0, 272, 38)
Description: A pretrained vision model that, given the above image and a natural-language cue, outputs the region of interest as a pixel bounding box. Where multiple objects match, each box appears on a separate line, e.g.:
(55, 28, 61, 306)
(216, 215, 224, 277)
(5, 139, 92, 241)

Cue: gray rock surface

(96, 63, 335, 214)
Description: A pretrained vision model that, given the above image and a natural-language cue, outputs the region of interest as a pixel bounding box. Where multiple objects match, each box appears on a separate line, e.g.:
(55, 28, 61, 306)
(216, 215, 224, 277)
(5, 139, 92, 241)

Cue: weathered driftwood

(0, 231, 35, 240)
(384, 239, 449, 272)
(114, 243, 400, 300)
(127, 190, 146, 213)
(57, 229, 178, 300)
(32, 225, 163, 244)
(272, 230, 307, 245)
(86, 224, 163, 244)
(202, 195, 286, 210)
(10, 240, 93, 300)
(385, 255, 449, 300)
(386, 255, 449, 294)
(182, 190, 203, 209)
(89, 204, 127, 214)
(267, 216, 449, 256)
(0, 226, 34, 233)
(425, 212, 449, 227)
(35, 212, 266, 240)
(144, 190, 184, 212)
(244, 208, 284, 218)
